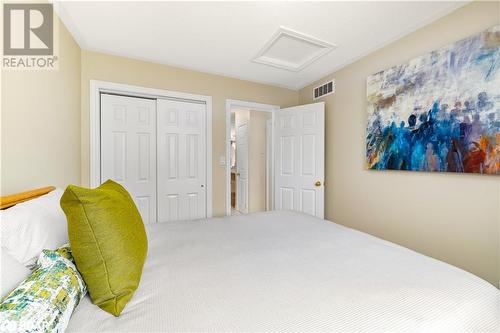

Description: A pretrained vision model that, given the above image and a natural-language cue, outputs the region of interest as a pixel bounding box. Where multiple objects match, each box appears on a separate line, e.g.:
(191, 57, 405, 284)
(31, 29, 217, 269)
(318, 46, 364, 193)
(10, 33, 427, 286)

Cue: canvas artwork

(366, 26, 499, 175)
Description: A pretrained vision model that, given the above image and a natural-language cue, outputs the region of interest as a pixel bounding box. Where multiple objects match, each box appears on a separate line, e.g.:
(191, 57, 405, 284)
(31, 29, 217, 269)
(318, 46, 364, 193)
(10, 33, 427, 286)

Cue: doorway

(225, 100, 279, 216)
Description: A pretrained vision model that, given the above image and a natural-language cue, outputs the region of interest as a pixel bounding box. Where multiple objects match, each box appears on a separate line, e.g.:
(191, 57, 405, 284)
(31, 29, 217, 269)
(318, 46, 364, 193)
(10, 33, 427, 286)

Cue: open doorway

(226, 100, 279, 216)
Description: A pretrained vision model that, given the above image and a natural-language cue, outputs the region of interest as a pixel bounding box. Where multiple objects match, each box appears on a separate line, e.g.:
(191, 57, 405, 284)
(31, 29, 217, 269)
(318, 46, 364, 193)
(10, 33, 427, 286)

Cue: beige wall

(80, 51, 298, 216)
(1, 19, 81, 195)
(299, 1, 500, 286)
(248, 110, 272, 213)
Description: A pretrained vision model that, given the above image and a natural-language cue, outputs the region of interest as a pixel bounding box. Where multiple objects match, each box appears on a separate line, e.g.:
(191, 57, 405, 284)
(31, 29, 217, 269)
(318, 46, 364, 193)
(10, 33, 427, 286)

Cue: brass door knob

(236, 172, 241, 176)
(315, 181, 322, 187)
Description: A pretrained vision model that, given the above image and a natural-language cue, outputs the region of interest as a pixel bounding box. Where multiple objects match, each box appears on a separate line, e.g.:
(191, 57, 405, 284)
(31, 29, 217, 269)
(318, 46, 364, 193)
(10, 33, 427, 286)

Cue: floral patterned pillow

(0, 245, 87, 332)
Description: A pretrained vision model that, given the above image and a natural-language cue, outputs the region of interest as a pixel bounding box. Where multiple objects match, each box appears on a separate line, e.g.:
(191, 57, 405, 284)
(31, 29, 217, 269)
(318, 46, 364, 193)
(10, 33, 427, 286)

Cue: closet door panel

(100, 94, 157, 224)
(157, 99, 207, 222)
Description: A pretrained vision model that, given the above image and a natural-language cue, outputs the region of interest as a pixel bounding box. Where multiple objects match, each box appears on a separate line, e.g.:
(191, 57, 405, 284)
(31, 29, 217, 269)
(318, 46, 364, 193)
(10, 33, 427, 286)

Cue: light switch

(219, 155, 226, 166)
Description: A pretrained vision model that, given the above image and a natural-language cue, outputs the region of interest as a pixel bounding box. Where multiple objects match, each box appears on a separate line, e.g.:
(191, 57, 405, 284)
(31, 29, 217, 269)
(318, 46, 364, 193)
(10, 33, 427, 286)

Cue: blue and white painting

(366, 26, 499, 175)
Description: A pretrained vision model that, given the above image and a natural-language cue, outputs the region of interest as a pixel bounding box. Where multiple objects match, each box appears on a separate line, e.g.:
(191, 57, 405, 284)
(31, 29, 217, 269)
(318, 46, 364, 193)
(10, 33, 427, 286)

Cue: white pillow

(1, 249, 31, 299)
(1, 188, 68, 267)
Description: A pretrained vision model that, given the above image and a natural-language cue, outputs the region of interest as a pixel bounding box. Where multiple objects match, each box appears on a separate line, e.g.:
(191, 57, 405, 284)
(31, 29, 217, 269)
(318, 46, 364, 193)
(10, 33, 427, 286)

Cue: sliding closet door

(157, 99, 207, 222)
(100, 94, 157, 224)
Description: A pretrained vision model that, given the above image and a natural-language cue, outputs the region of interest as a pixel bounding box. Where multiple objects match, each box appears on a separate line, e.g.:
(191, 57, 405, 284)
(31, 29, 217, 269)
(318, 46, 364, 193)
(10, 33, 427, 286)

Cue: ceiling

(54, 1, 468, 90)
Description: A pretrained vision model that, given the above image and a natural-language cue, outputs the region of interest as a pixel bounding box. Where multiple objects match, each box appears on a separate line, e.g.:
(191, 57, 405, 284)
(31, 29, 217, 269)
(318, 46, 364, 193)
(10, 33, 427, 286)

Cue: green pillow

(60, 180, 148, 316)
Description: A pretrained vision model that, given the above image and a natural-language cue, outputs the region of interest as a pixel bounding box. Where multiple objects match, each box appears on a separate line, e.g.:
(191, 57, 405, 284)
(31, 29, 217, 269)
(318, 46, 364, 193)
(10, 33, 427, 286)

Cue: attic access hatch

(253, 27, 336, 72)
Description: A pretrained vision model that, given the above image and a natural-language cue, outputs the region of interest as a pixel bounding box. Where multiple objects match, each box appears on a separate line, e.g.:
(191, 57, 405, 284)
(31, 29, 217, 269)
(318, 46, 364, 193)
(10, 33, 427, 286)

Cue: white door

(100, 94, 157, 224)
(157, 99, 207, 222)
(236, 120, 249, 213)
(274, 102, 325, 218)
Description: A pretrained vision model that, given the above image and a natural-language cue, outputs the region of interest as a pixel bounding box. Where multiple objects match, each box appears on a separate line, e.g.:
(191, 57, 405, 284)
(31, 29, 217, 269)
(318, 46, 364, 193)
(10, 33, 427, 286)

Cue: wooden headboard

(0, 186, 56, 209)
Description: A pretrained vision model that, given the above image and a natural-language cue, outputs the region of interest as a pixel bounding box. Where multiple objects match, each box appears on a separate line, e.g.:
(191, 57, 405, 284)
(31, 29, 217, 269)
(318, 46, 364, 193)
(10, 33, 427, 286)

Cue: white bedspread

(67, 211, 499, 332)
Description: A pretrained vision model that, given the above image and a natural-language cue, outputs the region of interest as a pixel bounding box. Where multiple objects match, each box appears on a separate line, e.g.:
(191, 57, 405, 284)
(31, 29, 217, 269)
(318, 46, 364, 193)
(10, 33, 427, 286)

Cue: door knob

(315, 181, 322, 187)
(236, 172, 241, 176)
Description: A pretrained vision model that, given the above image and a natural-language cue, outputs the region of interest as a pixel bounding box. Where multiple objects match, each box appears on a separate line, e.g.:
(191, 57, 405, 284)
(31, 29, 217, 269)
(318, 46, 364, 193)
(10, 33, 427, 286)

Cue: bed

(65, 210, 499, 332)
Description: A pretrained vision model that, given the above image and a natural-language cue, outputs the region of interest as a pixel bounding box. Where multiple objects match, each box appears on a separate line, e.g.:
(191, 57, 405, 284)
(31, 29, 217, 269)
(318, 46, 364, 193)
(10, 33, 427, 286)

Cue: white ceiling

(54, 1, 468, 90)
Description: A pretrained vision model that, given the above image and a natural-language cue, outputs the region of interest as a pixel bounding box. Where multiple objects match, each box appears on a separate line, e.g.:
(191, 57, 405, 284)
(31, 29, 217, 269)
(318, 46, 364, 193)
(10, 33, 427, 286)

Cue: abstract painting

(366, 26, 499, 175)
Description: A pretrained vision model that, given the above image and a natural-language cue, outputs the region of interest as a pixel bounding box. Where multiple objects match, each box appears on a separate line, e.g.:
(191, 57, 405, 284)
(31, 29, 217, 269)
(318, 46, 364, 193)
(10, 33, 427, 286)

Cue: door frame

(225, 99, 279, 216)
(265, 118, 273, 211)
(90, 80, 213, 218)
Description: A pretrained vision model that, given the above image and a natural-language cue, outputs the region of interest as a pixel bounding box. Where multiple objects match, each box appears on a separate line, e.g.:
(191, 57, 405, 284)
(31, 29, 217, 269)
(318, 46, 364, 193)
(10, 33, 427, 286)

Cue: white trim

(265, 118, 273, 212)
(90, 80, 213, 218)
(225, 99, 279, 216)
